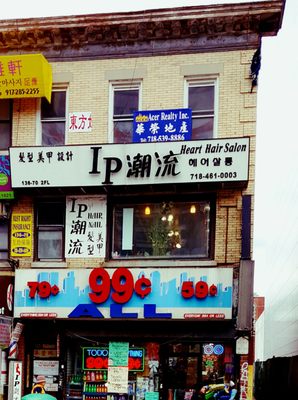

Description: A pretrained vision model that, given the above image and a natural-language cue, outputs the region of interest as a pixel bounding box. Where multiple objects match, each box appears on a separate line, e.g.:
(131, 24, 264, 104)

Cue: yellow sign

(11, 213, 33, 257)
(0, 54, 52, 102)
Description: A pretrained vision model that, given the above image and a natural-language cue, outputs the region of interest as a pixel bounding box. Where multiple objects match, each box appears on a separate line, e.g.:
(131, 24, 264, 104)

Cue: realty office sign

(9, 137, 249, 188)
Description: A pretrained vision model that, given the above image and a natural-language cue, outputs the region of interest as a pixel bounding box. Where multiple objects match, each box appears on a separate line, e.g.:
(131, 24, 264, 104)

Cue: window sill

(32, 261, 67, 268)
(105, 259, 217, 268)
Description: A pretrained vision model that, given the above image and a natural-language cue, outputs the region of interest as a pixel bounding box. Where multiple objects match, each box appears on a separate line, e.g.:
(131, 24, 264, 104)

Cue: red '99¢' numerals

(89, 267, 151, 304)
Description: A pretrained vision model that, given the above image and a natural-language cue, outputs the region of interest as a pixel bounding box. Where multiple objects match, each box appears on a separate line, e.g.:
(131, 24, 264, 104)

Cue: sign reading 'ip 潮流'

(133, 108, 192, 143)
(9, 138, 249, 188)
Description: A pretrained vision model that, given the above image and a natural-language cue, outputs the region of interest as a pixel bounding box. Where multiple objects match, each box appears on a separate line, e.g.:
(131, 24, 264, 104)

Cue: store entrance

(162, 343, 201, 400)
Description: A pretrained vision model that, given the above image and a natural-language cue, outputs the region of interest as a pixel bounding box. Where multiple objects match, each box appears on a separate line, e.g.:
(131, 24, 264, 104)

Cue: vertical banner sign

(65, 196, 107, 258)
(0, 155, 14, 199)
(8, 361, 22, 400)
(10, 213, 33, 257)
(108, 342, 129, 393)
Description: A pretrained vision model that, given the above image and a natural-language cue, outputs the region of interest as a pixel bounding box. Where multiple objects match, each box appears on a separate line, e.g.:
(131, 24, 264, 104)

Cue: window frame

(0, 99, 12, 150)
(37, 86, 68, 146)
(110, 195, 215, 260)
(184, 77, 218, 139)
(108, 81, 142, 143)
(35, 199, 65, 261)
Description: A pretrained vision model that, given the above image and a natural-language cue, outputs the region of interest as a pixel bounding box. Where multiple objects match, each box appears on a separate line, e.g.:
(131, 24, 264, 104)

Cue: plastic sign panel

(9, 138, 249, 188)
(65, 196, 107, 258)
(0, 155, 14, 199)
(14, 267, 233, 319)
(0, 54, 52, 102)
(133, 109, 192, 142)
(8, 361, 22, 400)
(10, 213, 33, 257)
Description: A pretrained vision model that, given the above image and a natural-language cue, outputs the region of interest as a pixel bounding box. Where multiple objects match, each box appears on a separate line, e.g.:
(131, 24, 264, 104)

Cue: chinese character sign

(9, 138, 250, 188)
(65, 196, 107, 258)
(68, 112, 92, 132)
(133, 108, 192, 143)
(0, 54, 52, 102)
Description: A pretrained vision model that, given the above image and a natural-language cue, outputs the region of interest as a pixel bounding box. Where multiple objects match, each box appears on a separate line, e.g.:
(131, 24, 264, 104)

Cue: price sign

(27, 281, 60, 299)
(89, 267, 151, 304)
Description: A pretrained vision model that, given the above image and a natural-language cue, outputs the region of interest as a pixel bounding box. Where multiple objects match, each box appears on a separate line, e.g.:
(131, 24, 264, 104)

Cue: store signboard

(65, 196, 107, 258)
(0, 54, 52, 102)
(14, 267, 233, 319)
(82, 347, 144, 371)
(9, 137, 249, 188)
(133, 108, 192, 143)
(8, 361, 22, 400)
(0, 155, 14, 199)
(10, 213, 33, 257)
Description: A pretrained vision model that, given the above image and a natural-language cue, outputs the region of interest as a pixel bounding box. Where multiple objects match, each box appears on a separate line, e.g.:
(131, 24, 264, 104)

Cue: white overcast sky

(2, 0, 297, 297)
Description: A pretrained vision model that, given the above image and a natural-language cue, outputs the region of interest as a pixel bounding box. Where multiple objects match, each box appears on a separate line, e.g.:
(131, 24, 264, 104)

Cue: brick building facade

(0, 2, 284, 400)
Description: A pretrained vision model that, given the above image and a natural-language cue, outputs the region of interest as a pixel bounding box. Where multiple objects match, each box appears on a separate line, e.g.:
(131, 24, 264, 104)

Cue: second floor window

(41, 90, 66, 146)
(36, 200, 65, 260)
(0, 99, 12, 149)
(187, 80, 216, 140)
(112, 199, 213, 259)
(111, 84, 140, 143)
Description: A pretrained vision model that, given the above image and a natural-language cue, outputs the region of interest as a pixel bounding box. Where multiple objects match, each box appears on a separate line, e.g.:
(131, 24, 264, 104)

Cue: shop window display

(112, 200, 212, 259)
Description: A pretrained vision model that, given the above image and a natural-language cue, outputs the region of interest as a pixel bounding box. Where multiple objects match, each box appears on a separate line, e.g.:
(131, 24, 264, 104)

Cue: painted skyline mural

(14, 268, 233, 319)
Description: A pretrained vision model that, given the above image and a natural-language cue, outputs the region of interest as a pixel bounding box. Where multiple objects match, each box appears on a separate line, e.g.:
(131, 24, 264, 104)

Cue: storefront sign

(14, 267, 233, 319)
(10, 213, 33, 257)
(68, 112, 92, 132)
(133, 109, 192, 143)
(0, 54, 52, 102)
(8, 361, 22, 400)
(0, 155, 14, 199)
(82, 347, 144, 371)
(33, 360, 59, 376)
(65, 196, 107, 258)
(0, 276, 13, 317)
(9, 137, 250, 188)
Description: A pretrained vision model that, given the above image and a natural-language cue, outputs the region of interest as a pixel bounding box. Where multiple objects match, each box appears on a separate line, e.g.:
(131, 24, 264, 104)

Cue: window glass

(188, 83, 215, 140)
(112, 200, 211, 258)
(0, 99, 12, 149)
(36, 201, 65, 260)
(41, 91, 66, 146)
(112, 87, 139, 143)
(0, 221, 9, 259)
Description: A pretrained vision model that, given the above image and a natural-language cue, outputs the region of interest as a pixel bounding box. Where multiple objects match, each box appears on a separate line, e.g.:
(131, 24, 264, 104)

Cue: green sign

(109, 342, 129, 367)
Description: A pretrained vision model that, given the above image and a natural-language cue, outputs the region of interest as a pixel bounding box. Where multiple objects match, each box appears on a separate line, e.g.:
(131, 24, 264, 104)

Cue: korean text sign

(0, 54, 52, 102)
(9, 138, 250, 188)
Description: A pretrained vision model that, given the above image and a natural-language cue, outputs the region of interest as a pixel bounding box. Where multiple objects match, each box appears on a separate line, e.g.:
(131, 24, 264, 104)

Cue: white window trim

(184, 77, 219, 138)
(36, 84, 69, 145)
(108, 81, 142, 143)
